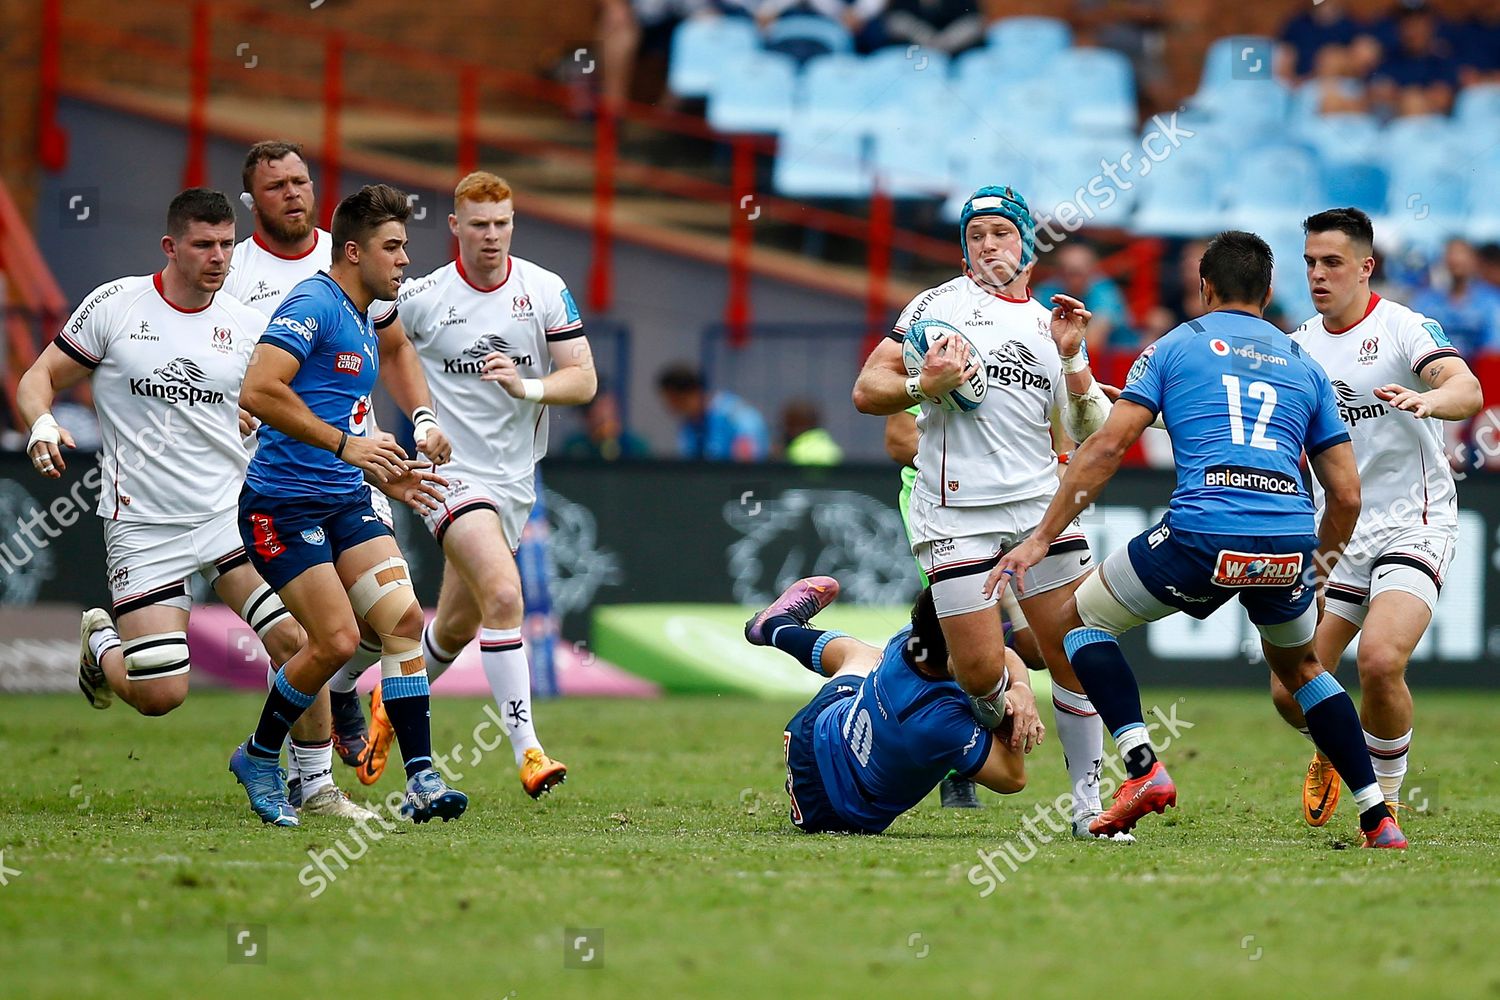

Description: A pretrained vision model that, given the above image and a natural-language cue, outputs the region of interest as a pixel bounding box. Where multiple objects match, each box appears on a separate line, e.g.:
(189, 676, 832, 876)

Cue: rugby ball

(902, 318, 987, 412)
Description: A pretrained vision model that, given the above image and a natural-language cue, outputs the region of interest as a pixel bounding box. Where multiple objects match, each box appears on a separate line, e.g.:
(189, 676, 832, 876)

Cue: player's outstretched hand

(921, 335, 977, 396)
(1097, 383, 1125, 403)
(376, 460, 449, 513)
(1048, 293, 1092, 359)
(341, 433, 409, 484)
(480, 351, 526, 397)
(27, 414, 75, 479)
(1003, 684, 1045, 753)
(1374, 384, 1433, 418)
(984, 536, 1048, 600)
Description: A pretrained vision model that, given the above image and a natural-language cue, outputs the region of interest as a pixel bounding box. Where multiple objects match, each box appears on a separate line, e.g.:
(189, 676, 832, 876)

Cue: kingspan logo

(442, 334, 532, 375)
(128, 357, 226, 406)
(1331, 379, 1386, 428)
(985, 340, 1051, 392)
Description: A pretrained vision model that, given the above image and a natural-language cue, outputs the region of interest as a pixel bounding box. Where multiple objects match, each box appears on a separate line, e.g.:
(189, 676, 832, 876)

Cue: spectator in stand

(1073, 0, 1171, 114)
(561, 382, 651, 461)
(1279, 0, 1363, 80)
(781, 400, 843, 465)
(877, 0, 984, 57)
(1036, 242, 1135, 355)
(1369, 3, 1460, 117)
(1450, 0, 1500, 85)
(750, 0, 890, 53)
(598, 0, 714, 110)
(1477, 243, 1500, 291)
(1140, 239, 1207, 343)
(657, 364, 770, 461)
(1410, 238, 1500, 356)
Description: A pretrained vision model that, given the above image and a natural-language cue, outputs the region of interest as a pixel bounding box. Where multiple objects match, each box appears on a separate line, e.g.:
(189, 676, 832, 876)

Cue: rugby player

(853, 186, 1119, 839)
(224, 140, 453, 798)
(343, 171, 588, 798)
(227, 184, 464, 827)
(990, 230, 1406, 848)
(18, 189, 372, 817)
(745, 577, 1032, 834)
(1271, 208, 1481, 827)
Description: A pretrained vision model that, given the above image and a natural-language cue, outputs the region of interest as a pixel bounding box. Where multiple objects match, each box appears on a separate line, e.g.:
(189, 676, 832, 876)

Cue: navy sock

(767, 615, 827, 673)
(383, 675, 434, 778)
(1064, 628, 1156, 779)
(1296, 672, 1388, 833)
(248, 669, 315, 761)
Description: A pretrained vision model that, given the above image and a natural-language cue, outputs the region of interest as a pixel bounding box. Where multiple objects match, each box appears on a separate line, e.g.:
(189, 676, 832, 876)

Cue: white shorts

(420, 468, 533, 552)
(104, 507, 247, 616)
(1324, 522, 1455, 627)
(910, 494, 1092, 618)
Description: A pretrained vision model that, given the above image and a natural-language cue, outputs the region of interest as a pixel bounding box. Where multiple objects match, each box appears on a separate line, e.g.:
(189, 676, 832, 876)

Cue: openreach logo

(967, 701, 1194, 897)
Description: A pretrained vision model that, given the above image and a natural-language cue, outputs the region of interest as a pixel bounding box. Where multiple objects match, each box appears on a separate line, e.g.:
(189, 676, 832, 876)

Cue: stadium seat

(1455, 83, 1500, 130)
(1025, 136, 1139, 229)
(1222, 144, 1322, 232)
(869, 116, 953, 198)
(1290, 78, 1363, 122)
(706, 50, 798, 134)
(668, 16, 761, 98)
(799, 52, 876, 130)
(1321, 162, 1388, 215)
(942, 138, 1037, 223)
(1379, 115, 1459, 172)
(953, 46, 1041, 93)
(1130, 155, 1224, 237)
(1198, 36, 1276, 93)
(772, 120, 871, 198)
(1382, 161, 1468, 252)
(1190, 77, 1290, 131)
(763, 14, 853, 63)
(985, 16, 1071, 56)
(863, 44, 954, 109)
(1263, 225, 1316, 320)
(1052, 48, 1136, 134)
(1294, 112, 1381, 169)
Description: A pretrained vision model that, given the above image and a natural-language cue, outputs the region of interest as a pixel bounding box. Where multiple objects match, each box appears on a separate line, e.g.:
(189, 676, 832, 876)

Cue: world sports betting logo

(128, 358, 226, 406)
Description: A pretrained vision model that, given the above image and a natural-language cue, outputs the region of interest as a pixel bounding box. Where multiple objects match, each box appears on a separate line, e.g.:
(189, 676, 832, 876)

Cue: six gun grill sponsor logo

(335, 352, 364, 376)
(985, 341, 1052, 392)
(1331, 379, 1387, 428)
(129, 358, 226, 406)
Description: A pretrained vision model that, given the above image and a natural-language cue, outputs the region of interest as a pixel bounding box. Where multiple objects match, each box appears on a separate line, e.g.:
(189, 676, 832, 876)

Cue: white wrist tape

(1060, 351, 1089, 374)
(411, 405, 439, 445)
(522, 378, 545, 402)
(905, 375, 934, 404)
(28, 413, 61, 450)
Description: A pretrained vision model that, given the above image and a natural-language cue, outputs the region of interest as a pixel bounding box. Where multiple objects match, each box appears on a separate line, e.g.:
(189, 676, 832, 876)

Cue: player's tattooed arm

(1376, 356, 1483, 421)
(375, 318, 451, 463)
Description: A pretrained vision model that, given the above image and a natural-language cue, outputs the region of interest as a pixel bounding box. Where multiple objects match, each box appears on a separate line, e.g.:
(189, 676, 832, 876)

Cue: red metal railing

(0, 177, 69, 425)
(41, 0, 1153, 342)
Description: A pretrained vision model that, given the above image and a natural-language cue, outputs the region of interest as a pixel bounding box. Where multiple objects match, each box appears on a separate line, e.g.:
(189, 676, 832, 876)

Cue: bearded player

(228, 184, 464, 827)
(1271, 208, 1481, 828)
(854, 186, 1124, 840)
(224, 140, 453, 798)
(337, 171, 588, 798)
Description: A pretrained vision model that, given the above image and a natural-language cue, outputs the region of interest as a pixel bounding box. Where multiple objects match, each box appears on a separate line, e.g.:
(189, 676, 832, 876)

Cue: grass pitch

(1, 689, 1498, 999)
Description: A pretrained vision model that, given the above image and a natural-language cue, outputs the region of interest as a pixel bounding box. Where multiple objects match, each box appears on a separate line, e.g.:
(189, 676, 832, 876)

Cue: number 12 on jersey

(1221, 374, 1279, 451)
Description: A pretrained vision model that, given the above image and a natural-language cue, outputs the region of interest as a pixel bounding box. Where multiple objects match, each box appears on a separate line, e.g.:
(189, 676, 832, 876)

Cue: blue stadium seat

(1053, 48, 1136, 134)
(1465, 163, 1500, 241)
(1322, 162, 1388, 215)
(1190, 78, 1290, 130)
(869, 116, 954, 198)
(1290, 79, 1363, 122)
(773, 120, 871, 198)
(942, 138, 1037, 223)
(706, 51, 798, 134)
(1384, 161, 1469, 252)
(1294, 112, 1381, 168)
(1262, 225, 1316, 321)
(863, 45, 954, 113)
(1379, 115, 1459, 172)
(985, 16, 1071, 56)
(668, 17, 761, 98)
(763, 14, 853, 63)
(1025, 136, 1139, 228)
(953, 46, 1040, 92)
(1223, 144, 1322, 232)
(1130, 153, 1224, 237)
(1455, 83, 1500, 130)
(799, 52, 876, 130)
(1198, 36, 1276, 92)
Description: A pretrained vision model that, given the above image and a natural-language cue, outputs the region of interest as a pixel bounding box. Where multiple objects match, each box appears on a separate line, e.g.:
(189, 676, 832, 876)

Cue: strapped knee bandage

(348, 557, 425, 677)
(123, 631, 190, 681)
(1073, 570, 1148, 637)
(238, 582, 292, 641)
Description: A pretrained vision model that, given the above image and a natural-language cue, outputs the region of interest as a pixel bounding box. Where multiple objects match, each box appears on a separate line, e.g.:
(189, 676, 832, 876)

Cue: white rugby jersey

(891, 273, 1068, 507)
(53, 273, 265, 522)
(1290, 293, 1462, 531)
(223, 230, 332, 318)
(377, 255, 583, 483)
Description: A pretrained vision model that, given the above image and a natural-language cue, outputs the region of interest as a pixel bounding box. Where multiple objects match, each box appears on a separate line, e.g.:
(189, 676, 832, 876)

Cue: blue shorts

(239, 484, 393, 592)
(783, 678, 866, 835)
(1110, 515, 1318, 627)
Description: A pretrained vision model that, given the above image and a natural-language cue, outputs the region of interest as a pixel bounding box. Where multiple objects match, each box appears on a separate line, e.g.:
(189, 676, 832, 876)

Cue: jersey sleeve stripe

(373, 307, 399, 331)
(544, 326, 585, 342)
(889, 327, 907, 341)
(54, 333, 101, 369)
(1305, 429, 1351, 458)
(1410, 347, 1460, 375)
